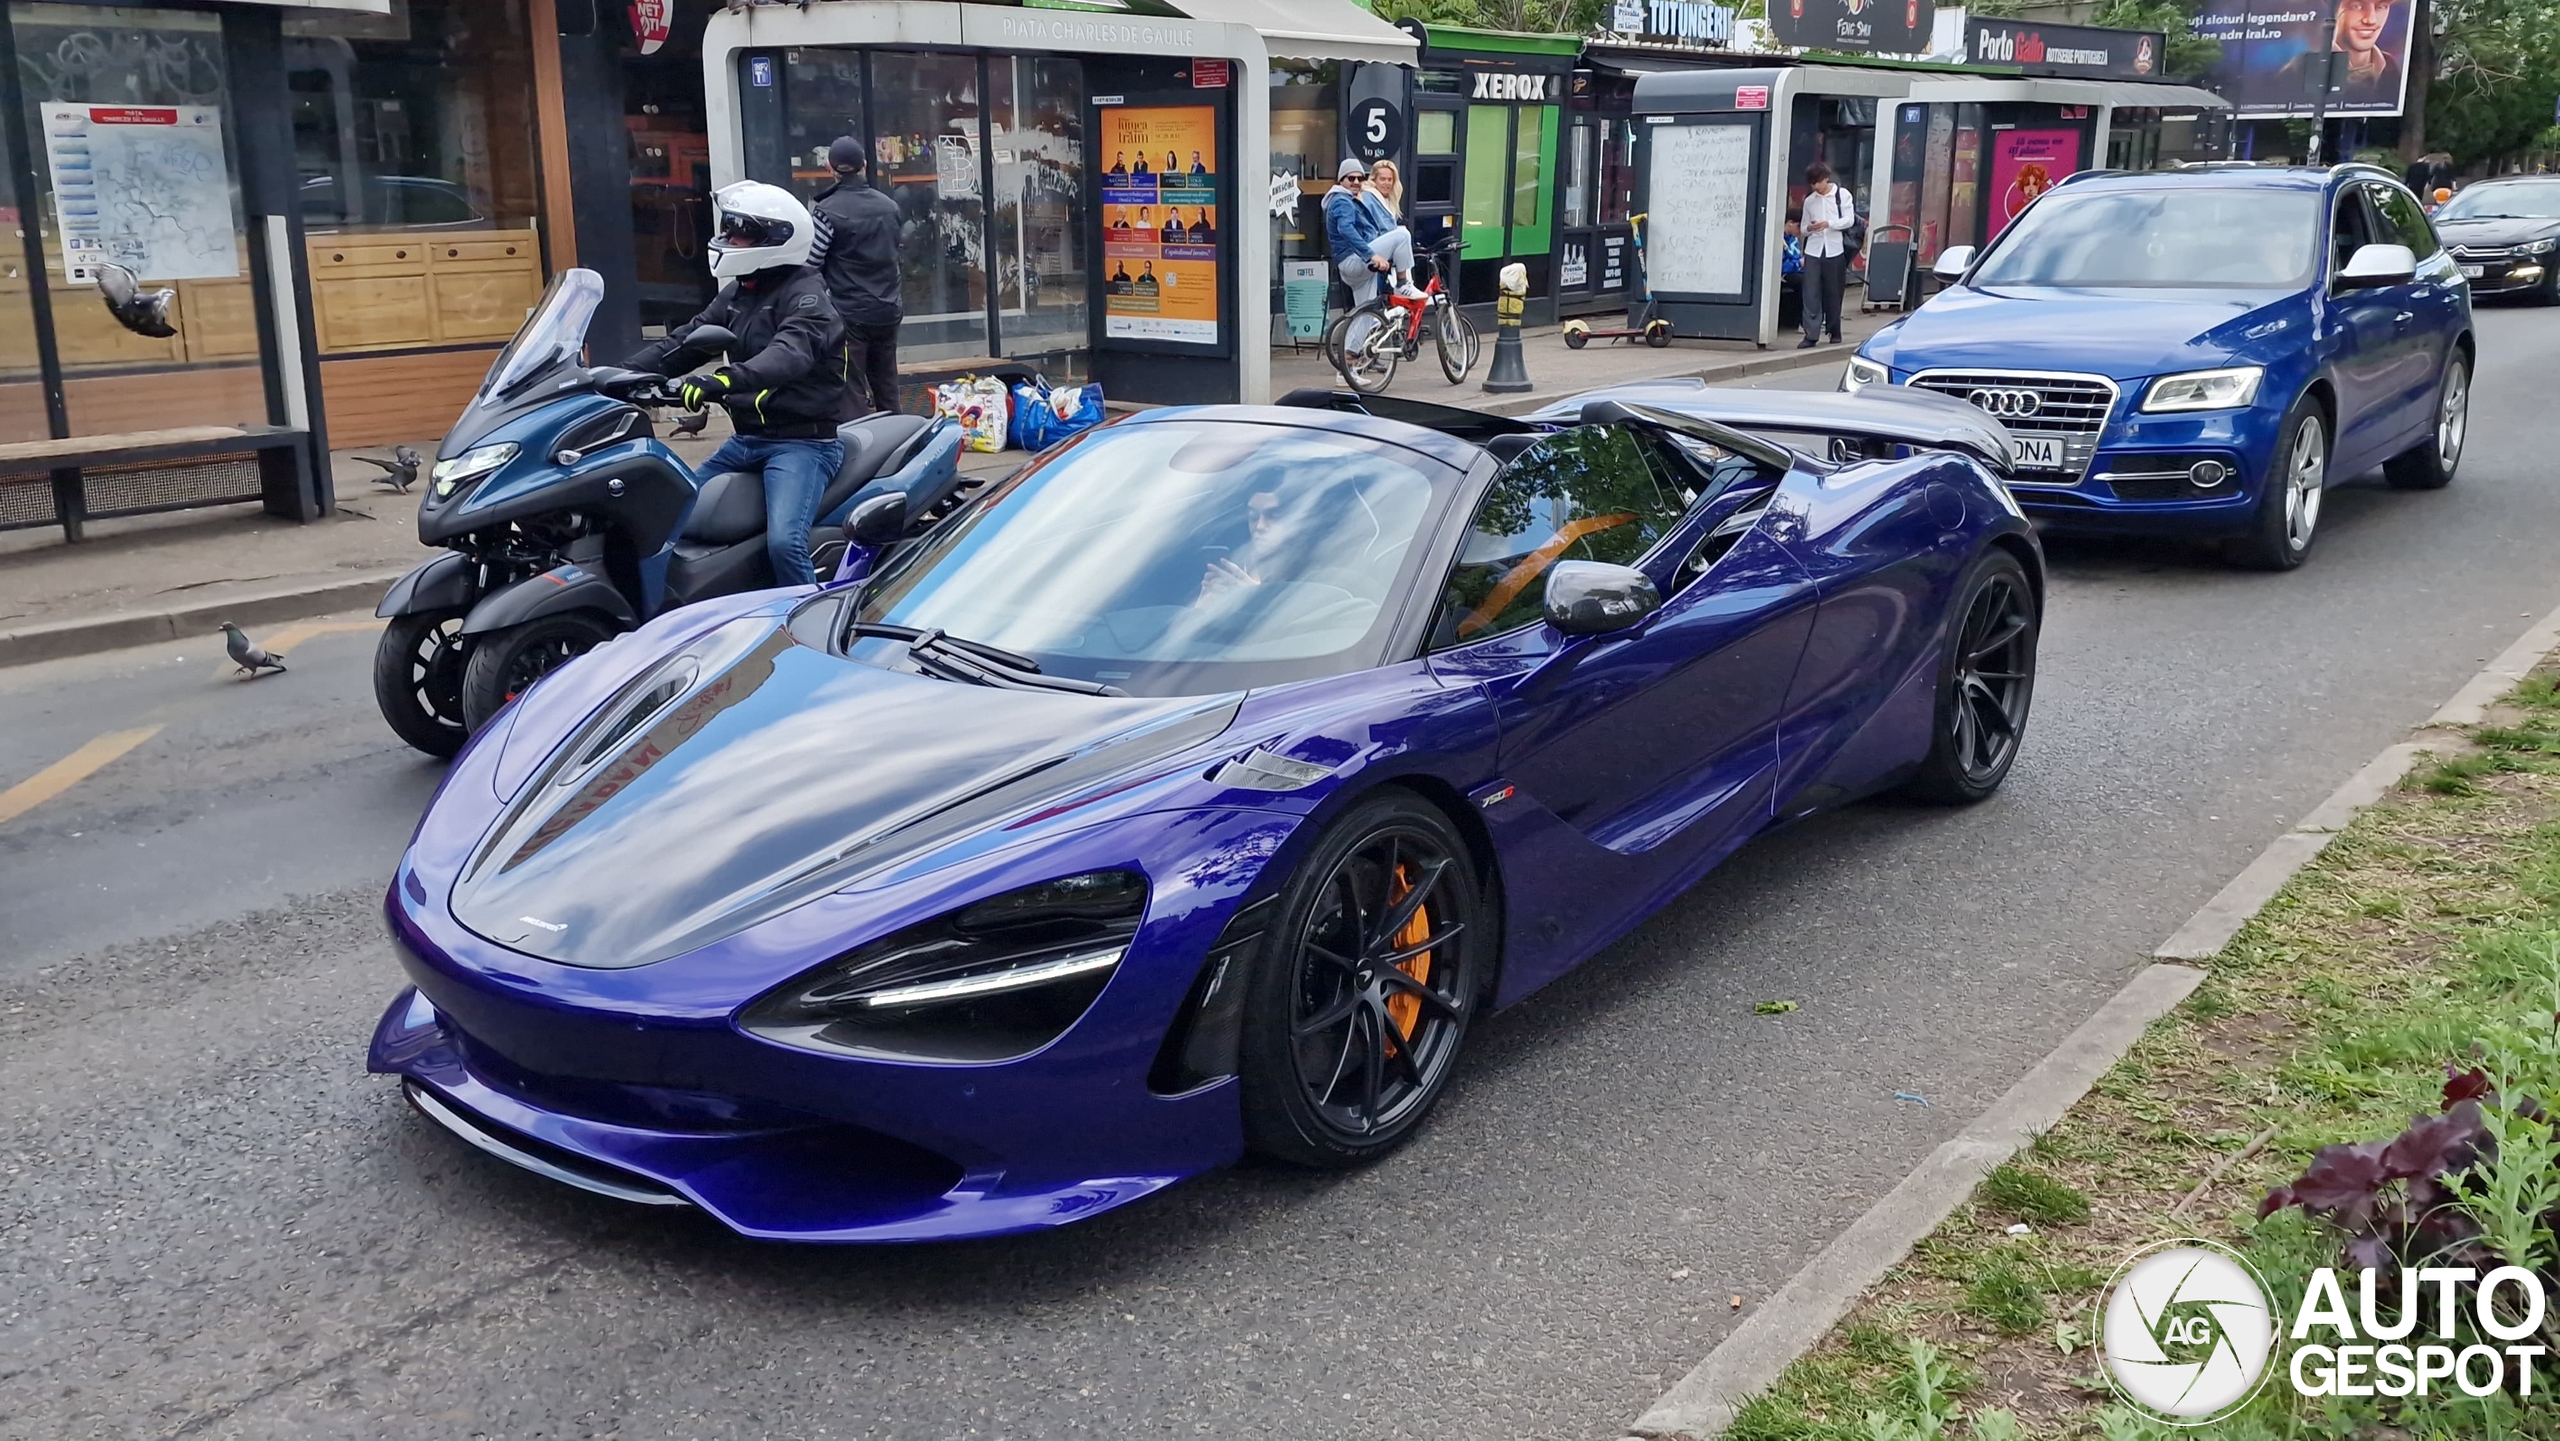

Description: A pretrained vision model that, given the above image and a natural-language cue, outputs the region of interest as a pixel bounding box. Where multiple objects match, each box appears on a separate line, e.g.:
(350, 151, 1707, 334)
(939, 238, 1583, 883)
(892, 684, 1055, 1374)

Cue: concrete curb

(1620, 592, 2560, 1440)
(0, 571, 405, 670)
(1624, 964, 2205, 1441)
(1475, 342, 1847, 417)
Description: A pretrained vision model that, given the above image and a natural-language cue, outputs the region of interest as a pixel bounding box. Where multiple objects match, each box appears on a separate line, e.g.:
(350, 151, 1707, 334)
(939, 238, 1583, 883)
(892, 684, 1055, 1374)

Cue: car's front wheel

(2232, 398, 2327, 571)
(2385, 352, 2467, 491)
(1239, 791, 1487, 1168)
(1898, 548, 2038, 804)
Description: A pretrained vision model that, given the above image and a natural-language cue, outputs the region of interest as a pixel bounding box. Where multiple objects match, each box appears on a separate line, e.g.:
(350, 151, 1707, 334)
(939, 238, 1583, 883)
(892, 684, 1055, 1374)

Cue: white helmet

(707, 180, 815, 281)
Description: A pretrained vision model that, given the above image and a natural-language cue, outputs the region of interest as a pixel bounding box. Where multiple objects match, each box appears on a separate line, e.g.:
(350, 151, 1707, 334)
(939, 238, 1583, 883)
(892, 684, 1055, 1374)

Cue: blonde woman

(1366, 158, 1404, 222)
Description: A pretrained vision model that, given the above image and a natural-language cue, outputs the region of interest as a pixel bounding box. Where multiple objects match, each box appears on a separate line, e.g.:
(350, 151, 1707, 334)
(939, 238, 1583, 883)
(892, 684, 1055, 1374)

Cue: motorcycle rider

(617, 180, 850, 587)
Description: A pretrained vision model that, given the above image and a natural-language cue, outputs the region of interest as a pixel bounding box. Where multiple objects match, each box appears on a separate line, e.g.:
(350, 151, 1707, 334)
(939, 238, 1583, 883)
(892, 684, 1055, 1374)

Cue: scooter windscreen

(441, 268, 608, 458)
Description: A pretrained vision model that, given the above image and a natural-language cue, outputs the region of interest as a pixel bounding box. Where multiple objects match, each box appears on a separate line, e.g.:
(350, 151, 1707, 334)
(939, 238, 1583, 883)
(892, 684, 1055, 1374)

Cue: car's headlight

(1842, 355, 1890, 393)
(2525, 237, 2558, 256)
(2142, 367, 2263, 413)
(430, 442, 519, 496)
(738, 870, 1148, 1062)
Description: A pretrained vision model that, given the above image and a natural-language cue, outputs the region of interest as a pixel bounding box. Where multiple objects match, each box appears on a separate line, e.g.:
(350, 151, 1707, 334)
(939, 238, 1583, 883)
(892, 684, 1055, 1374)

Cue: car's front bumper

(1992, 403, 2282, 539)
(2457, 257, 2550, 295)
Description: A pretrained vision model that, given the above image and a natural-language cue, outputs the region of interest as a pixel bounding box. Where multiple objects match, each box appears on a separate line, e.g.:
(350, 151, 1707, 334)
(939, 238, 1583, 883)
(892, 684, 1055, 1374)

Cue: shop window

(10, 2, 267, 438)
(1919, 104, 1954, 262)
(1947, 105, 1982, 254)
(1597, 118, 1635, 226)
(282, 0, 547, 356)
(1416, 109, 1456, 155)
(1268, 60, 1338, 270)
(1510, 107, 1548, 230)
(990, 55, 1085, 360)
(779, 48, 865, 204)
(1561, 118, 1590, 230)
(1461, 105, 1506, 259)
(872, 51, 989, 363)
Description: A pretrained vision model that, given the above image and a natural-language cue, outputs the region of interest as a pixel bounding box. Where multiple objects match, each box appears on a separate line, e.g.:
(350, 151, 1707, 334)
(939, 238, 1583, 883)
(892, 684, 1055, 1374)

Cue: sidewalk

(0, 307, 1884, 667)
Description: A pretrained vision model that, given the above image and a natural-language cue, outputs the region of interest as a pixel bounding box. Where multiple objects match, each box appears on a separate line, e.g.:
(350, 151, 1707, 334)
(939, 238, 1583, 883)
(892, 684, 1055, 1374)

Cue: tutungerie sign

(1965, 17, 2166, 79)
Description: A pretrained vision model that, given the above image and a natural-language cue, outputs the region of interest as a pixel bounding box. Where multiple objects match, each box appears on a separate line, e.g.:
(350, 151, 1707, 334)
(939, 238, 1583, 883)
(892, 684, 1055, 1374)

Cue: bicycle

(1324, 238, 1479, 394)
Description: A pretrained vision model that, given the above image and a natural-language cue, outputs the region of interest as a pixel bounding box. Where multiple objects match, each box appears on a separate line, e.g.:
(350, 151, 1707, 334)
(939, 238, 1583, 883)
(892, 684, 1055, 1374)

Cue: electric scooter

(372, 268, 967, 756)
(1560, 212, 1672, 350)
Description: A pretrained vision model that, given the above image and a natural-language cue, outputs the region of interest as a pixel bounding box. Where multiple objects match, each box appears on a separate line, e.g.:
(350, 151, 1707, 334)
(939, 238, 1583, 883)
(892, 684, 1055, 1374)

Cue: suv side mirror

(1931, 245, 1977, 284)
(842, 491, 908, 547)
(684, 324, 739, 354)
(2336, 242, 2417, 289)
(1544, 560, 1661, 636)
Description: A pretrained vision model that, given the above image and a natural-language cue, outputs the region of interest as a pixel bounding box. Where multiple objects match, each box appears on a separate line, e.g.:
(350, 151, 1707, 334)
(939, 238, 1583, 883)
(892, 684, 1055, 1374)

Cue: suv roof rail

(2055, 168, 2123, 187)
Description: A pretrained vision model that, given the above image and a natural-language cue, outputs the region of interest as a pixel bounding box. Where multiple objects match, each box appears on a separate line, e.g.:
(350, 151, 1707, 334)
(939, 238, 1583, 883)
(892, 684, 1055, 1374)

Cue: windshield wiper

(847, 622, 1126, 697)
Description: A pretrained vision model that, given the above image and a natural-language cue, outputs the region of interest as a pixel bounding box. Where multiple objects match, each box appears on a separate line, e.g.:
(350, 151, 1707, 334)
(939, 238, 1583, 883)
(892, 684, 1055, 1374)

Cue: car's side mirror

(2336, 242, 2417, 290)
(685, 324, 739, 354)
(1931, 245, 1977, 284)
(1544, 560, 1661, 637)
(842, 491, 908, 548)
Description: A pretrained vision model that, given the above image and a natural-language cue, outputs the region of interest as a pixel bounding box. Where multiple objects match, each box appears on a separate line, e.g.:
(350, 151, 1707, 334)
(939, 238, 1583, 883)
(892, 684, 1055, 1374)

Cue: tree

(2427, 0, 2560, 169)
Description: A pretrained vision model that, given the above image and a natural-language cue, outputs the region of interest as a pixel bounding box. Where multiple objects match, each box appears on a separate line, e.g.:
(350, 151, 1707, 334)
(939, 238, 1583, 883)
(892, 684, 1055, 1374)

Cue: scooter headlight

(430, 443, 519, 496)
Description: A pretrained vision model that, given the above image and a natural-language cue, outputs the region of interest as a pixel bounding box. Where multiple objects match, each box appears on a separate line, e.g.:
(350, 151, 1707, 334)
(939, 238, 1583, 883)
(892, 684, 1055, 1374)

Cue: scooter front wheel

(374, 609, 471, 758)
(460, 612, 619, 732)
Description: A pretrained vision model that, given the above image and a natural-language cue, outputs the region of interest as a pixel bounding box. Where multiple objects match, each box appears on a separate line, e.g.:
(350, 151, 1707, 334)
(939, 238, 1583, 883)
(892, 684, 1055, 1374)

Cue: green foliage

(2429, 0, 2560, 168)
(1961, 1255, 2047, 1337)
(1978, 1162, 2093, 1225)
(2089, 0, 2226, 77)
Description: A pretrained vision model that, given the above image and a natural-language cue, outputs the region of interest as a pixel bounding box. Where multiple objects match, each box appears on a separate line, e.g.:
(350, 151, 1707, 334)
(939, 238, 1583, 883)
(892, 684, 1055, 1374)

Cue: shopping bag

(932, 374, 1011, 452)
(1008, 379, 1107, 451)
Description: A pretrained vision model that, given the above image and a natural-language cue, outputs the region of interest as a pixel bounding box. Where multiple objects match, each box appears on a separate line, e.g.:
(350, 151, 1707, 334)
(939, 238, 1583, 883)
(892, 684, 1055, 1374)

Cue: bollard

(1480, 261, 1533, 394)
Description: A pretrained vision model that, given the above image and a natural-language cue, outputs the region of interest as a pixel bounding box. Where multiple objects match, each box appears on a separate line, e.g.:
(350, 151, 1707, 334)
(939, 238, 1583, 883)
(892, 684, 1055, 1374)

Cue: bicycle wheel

(1341, 309, 1400, 394)
(1434, 305, 1481, 384)
(1329, 301, 1389, 385)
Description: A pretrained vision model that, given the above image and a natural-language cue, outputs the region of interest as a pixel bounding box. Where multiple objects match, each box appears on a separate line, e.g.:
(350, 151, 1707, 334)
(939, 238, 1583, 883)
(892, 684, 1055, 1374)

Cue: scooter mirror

(843, 492, 908, 547)
(685, 325, 739, 355)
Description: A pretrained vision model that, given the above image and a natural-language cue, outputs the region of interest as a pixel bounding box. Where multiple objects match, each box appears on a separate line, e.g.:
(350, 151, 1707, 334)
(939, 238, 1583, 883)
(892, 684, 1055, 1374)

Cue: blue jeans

(701, 433, 844, 587)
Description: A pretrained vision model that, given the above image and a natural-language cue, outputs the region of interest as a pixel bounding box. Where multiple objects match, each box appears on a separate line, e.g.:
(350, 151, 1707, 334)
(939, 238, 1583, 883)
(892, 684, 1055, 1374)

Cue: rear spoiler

(1527, 380, 2017, 475)
(1274, 388, 1541, 443)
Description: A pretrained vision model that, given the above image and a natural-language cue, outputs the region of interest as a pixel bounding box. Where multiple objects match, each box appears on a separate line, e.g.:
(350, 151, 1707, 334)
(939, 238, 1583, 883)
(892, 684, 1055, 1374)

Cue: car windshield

(854, 419, 1456, 696)
(1968, 188, 2322, 289)
(2434, 184, 2560, 221)
(482, 267, 603, 397)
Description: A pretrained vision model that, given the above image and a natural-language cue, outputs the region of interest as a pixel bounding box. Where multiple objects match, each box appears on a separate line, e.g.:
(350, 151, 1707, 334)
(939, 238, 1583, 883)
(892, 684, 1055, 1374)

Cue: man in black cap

(809, 136, 905, 415)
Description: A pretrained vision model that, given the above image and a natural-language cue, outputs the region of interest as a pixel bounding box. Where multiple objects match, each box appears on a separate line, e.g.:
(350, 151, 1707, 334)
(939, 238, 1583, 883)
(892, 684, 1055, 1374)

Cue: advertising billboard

(1987, 128, 2082, 240)
(1767, 0, 1934, 56)
(1100, 104, 1220, 345)
(2192, 0, 2412, 118)
(1965, 18, 2166, 79)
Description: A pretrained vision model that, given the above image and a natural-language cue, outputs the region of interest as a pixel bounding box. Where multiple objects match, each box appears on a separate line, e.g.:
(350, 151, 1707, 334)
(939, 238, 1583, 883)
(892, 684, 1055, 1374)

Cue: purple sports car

(371, 383, 2040, 1241)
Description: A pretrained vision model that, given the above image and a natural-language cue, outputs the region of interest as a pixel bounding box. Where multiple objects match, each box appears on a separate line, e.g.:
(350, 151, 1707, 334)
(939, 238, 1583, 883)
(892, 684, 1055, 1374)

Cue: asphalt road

(5, 306, 2558, 1441)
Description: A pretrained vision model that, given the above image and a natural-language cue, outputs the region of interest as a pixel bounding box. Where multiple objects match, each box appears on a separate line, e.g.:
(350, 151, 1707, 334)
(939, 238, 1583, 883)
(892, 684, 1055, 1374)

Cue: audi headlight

(1842, 355, 1890, 393)
(429, 443, 519, 496)
(739, 870, 1148, 1062)
(2142, 367, 2263, 413)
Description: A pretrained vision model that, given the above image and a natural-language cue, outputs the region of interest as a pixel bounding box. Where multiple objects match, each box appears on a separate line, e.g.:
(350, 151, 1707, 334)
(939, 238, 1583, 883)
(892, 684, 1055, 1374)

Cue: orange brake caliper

(1384, 865, 1434, 1049)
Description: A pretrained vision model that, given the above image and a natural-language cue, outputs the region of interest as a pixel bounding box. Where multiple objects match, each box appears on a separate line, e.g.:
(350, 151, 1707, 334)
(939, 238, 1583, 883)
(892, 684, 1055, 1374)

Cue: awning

(1904, 75, 2228, 109)
(1167, 0, 1418, 65)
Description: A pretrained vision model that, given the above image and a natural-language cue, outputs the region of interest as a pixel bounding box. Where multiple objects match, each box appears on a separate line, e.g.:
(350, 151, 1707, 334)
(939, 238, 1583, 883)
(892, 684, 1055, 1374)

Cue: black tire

(1239, 790, 1488, 1168)
(1435, 305, 1481, 384)
(1644, 319, 1672, 348)
(459, 613, 618, 732)
(2539, 268, 2560, 306)
(1898, 549, 2038, 805)
(2231, 396, 2328, 571)
(1340, 312, 1400, 394)
(2384, 351, 2467, 491)
(374, 610, 473, 758)
(1563, 327, 1589, 350)
(1327, 300, 1389, 385)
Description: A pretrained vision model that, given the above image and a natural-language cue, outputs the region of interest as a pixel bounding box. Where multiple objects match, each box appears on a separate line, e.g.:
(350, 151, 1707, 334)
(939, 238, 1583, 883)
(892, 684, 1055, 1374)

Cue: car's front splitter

(371, 983, 1209, 1241)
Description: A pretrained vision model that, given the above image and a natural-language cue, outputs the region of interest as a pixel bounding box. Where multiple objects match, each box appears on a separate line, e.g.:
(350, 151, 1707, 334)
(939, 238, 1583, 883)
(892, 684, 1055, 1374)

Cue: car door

(2322, 184, 2406, 473)
(2364, 179, 2463, 445)
(1424, 425, 1817, 996)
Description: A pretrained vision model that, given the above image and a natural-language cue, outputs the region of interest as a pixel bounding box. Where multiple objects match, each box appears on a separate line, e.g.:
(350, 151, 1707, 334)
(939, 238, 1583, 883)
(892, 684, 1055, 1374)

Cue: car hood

(1870, 286, 2302, 380)
(447, 613, 1239, 970)
(2435, 217, 2560, 250)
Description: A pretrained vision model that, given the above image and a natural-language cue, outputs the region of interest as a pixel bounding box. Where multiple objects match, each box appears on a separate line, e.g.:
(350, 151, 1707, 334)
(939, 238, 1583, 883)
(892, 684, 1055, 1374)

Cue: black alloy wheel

(1900, 549, 2038, 804)
(1239, 791, 1487, 1167)
(459, 612, 618, 732)
(373, 609, 472, 758)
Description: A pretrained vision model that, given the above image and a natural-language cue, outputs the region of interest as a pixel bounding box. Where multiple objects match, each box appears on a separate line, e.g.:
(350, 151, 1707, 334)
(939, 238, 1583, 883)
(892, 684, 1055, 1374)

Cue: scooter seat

(828, 419, 964, 530)
(683, 470, 767, 545)
(820, 413, 930, 520)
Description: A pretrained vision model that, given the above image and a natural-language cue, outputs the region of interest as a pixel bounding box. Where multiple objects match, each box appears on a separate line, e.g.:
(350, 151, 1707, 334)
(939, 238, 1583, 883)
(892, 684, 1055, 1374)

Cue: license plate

(2011, 435, 2066, 469)
(2462, 264, 2486, 279)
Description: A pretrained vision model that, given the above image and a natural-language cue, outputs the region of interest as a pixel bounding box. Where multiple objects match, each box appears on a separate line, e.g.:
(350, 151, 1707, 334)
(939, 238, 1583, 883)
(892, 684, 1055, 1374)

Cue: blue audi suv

(1844, 165, 2473, 569)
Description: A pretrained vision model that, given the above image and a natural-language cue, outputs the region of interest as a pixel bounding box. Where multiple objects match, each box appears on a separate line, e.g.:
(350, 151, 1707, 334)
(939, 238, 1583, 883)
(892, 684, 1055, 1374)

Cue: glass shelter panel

(872, 50, 988, 362)
(989, 55, 1084, 359)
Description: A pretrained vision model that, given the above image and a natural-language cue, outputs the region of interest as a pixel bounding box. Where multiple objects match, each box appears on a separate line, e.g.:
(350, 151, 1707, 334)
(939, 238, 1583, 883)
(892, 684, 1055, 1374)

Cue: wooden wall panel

(63, 366, 269, 436)
(307, 229, 543, 353)
(317, 348, 503, 449)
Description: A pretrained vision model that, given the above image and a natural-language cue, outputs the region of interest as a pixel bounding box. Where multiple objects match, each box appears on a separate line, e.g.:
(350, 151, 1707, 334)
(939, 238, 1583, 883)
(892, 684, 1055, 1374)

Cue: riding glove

(679, 369, 737, 411)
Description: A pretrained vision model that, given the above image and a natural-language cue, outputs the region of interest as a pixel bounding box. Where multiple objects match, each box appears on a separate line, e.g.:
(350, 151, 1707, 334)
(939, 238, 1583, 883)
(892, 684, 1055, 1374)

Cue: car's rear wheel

(2385, 352, 2467, 491)
(1898, 548, 2038, 805)
(2232, 398, 2326, 571)
(1239, 791, 1486, 1168)
(460, 612, 617, 731)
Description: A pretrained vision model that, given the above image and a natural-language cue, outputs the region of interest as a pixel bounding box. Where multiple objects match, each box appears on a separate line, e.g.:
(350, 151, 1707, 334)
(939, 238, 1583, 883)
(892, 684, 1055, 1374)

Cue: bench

(0, 424, 316, 542)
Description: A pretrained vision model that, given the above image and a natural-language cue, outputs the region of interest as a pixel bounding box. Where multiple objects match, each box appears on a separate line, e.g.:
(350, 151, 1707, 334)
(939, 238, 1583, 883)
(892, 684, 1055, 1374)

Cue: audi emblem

(1967, 387, 2043, 418)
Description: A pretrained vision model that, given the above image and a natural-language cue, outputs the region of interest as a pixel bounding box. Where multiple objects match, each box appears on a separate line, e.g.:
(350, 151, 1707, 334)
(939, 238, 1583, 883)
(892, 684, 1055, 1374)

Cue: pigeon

(669, 409, 711, 439)
(218, 622, 287, 679)
(96, 262, 177, 339)
(354, 444, 423, 493)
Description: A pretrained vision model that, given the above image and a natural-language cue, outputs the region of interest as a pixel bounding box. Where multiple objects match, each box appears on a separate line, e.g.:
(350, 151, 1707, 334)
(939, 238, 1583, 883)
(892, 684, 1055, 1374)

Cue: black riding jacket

(621, 265, 849, 438)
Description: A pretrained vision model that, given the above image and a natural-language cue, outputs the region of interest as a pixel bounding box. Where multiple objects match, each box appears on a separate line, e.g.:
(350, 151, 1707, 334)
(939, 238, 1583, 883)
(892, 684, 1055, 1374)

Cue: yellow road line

(0, 725, 163, 828)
